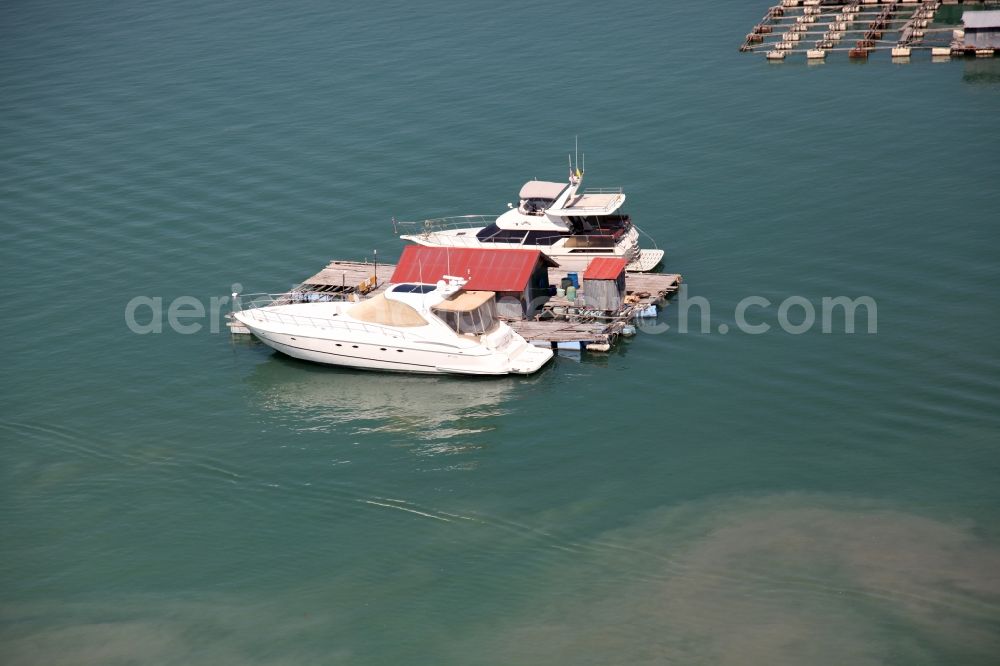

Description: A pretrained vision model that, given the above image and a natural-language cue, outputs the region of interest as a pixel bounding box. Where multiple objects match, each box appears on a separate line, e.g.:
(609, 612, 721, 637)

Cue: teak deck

(228, 259, 683, 351)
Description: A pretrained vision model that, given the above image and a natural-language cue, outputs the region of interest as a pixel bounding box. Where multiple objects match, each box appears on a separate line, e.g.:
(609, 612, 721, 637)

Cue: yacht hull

(237, 318, 551, 376)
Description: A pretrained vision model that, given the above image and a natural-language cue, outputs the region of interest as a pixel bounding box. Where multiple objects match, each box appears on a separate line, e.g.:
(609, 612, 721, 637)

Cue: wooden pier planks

(622, 271, 684, 304)
(508, 320, 610, 344)
(296, 260, 397, 295)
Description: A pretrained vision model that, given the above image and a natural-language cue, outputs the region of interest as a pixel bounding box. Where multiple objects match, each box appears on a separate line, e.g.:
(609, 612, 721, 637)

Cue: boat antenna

(373, 248, 377, 287)
(575, 135, 579, 174)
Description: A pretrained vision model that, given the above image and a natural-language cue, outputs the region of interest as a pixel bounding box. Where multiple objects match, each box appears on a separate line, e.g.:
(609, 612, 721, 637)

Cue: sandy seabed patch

(452, 493, 1000, 666)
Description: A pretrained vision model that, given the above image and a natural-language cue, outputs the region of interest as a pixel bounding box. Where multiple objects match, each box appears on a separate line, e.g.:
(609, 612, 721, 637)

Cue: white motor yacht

(232, 277, 553, 376)
(395, 164, 664, 273)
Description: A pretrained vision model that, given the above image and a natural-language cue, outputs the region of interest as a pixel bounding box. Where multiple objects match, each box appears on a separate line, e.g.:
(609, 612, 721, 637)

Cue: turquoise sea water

(2, 1, 999, 664)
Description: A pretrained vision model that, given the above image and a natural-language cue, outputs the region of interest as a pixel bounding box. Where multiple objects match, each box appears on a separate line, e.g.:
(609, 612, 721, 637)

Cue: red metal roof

(392, 246, 556, 292)
(583, 257, 627, 280)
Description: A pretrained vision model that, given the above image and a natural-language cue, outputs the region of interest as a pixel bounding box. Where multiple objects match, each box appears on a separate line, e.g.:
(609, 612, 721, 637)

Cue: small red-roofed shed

(583, 257, 627, 310)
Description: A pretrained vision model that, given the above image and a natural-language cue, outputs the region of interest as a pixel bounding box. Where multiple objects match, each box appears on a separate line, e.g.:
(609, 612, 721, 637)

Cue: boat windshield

(432, 292, 499, 336)
(476, 223, 527, 244)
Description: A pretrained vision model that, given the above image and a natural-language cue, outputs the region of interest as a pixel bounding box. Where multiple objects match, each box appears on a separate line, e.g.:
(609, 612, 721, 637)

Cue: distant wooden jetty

(228, 259, 682, 352)
(742, 1, 1000, 61)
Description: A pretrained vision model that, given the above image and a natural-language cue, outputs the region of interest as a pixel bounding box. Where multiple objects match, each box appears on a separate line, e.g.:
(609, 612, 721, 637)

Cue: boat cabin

(471, 177, 633, 249)
(431, 290, 499, 336)
(351, 283, 501, 337)
(474, 214, 632, 248)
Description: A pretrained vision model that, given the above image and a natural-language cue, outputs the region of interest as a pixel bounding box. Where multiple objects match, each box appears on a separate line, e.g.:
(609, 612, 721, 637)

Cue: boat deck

(228, 259, 682, 351)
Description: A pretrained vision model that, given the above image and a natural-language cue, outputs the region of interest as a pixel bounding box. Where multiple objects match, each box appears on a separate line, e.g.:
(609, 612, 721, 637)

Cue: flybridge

(547, 189, 626, 217)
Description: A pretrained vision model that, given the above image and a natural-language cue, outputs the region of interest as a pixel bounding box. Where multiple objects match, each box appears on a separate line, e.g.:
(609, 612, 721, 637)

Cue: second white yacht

(395, 164, 664, 273)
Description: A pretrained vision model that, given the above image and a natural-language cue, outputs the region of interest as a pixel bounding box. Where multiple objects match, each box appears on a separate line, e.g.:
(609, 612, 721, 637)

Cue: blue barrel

(567, 272, 579, 288)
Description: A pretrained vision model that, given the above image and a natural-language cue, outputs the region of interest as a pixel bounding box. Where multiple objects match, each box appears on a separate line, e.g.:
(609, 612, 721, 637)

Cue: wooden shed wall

(583, 274, 625, 310)
(496, 291, 526, 320)
(490, 261, 554, 320)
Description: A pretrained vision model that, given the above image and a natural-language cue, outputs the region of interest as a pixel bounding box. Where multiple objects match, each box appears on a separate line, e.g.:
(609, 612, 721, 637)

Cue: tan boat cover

(518, 180, 565, 200)
(348, 294, 428, 327)
(432, 290, 496, 312)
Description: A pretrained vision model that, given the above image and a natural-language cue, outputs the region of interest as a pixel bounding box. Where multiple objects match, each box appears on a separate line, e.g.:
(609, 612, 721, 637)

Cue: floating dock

(742, 1, 1000, 60)
(228, 259, 682, 352)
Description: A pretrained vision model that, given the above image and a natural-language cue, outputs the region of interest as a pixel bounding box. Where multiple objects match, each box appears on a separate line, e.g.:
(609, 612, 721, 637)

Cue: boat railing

(236, 292, 349, 310)
(235, 293, 293, 310)
(233, 293, 420, 342)
(392, 215, 497, 236)
(582, 187, 623, 194)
